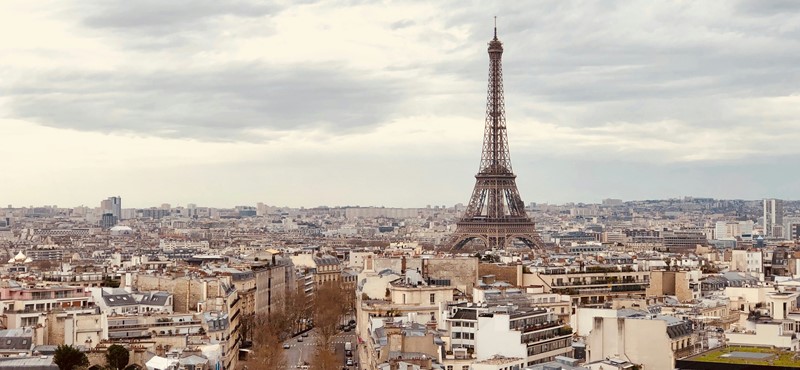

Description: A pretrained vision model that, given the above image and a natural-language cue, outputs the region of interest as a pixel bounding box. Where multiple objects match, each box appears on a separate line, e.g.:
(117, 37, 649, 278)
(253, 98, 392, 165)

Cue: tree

(248, 301, 295, 370)
(314, 282, 350, 348)
(284, 286, 311, 334)
(54, 345, 89, 370)
(240, 313, 255, 343)
(249, 330, 286, 370)
(102, 277, 120, 288)
(309, 346, 338, 370)
(105, 345, 130, 370)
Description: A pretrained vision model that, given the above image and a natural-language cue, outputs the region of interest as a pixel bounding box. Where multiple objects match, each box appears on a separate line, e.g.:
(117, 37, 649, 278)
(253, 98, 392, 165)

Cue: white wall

(475, 314, 525, 361)
(572, 308, 618, 337)
(726, 323, 797, 350)
(586, 317, 675, 370)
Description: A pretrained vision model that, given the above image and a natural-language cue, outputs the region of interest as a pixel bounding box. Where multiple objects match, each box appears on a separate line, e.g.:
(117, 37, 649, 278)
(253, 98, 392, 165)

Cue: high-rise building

(100, 213, 117, 229)
(101, 196, 122, 221)
(763, 198, 783, 238)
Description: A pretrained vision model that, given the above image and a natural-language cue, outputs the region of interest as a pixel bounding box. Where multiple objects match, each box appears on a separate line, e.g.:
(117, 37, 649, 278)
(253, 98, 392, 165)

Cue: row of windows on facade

(451, 321, 475, 327)
(451, 332, 474, 339)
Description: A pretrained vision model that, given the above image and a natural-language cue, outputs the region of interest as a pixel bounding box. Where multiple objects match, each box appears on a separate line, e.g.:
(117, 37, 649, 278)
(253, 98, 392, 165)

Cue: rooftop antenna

(494, 16, 497, 39)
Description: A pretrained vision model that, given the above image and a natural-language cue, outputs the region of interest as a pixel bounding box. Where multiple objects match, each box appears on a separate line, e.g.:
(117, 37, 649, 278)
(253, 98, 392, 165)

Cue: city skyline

(2, 1, 800, 208)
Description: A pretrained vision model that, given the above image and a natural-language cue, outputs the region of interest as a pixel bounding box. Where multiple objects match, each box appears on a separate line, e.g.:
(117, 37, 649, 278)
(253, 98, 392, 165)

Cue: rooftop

(687, 346, 800, 367)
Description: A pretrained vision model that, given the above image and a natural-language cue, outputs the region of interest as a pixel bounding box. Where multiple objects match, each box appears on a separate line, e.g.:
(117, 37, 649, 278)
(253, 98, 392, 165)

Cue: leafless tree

(313, 281, 352, 347)
(249, 329, 286, 370)
(309, 345, 338, 370)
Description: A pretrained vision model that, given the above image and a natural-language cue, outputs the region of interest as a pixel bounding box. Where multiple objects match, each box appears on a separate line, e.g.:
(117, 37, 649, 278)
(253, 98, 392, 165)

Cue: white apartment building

(475, 306, 573, 367)
(730, 249, 763, 275)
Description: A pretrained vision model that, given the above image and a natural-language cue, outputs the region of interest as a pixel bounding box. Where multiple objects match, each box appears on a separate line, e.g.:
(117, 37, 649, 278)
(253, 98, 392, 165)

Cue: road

(282, 329, 359, 369)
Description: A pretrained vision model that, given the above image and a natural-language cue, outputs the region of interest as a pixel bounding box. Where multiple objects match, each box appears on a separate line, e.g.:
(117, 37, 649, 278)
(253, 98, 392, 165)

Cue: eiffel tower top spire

(481, 21, 510, 177)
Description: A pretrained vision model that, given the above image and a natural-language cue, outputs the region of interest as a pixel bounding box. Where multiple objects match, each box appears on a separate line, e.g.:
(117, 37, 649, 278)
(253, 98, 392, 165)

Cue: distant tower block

(447, 26, 545, 251)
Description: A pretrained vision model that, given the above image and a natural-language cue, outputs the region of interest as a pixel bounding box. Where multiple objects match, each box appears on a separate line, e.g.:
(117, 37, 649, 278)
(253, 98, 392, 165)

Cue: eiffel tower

(448, 25, 545, 251)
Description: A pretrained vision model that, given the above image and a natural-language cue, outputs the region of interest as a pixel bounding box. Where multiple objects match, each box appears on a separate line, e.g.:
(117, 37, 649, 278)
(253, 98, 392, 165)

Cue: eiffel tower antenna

(446, 24, 545, 251)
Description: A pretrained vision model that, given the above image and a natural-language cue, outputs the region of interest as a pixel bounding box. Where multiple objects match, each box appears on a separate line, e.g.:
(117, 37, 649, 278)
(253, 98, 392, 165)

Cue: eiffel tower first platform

(447, 26, 545, 251)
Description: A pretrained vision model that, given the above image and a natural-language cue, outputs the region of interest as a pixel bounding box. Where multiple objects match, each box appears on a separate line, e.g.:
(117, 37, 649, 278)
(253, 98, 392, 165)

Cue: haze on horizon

(2, 1, 799, 209)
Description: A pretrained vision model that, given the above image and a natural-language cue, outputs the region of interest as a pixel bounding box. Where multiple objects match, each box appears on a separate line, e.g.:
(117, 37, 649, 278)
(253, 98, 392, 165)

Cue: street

(282, 328, 359, 369)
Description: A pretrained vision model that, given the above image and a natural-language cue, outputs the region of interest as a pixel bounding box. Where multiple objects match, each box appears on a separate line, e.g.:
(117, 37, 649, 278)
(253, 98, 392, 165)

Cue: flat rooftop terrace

(686, 346, 800, 368)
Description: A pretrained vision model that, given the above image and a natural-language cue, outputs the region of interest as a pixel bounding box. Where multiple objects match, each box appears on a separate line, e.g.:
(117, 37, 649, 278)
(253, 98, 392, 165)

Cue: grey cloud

(80, 0, 282, 30)
(390, 20, 415, 30)
(735, 0, 800, 16)
(72, 0, 285, 49)
(422, 1, 800, 131)
(7, 63, 407, 142)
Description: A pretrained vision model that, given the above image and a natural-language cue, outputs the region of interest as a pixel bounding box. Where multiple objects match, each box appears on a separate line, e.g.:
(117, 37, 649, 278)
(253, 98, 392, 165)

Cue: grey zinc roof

(0, 356, 58, 370)
(139, 292, 170, 306)
(32, 345, 58, 355)
(666, 322, 693, 339)
(104, 294, 137, 307)
(0, 328, 33, 352)
(313, 255, 340, 265)
(451, 309, 477, 321)
(179, 355, 208, 366)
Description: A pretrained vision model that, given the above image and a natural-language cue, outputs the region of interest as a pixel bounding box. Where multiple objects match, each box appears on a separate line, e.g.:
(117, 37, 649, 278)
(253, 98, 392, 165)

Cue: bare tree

(240, 313, 255, 344)
(308, 346, 338, 370)
(313, 281, 350, 347)
(284, 285, 311, 335)
(249, 330, 286, 370)
(248, 302, 294, 370)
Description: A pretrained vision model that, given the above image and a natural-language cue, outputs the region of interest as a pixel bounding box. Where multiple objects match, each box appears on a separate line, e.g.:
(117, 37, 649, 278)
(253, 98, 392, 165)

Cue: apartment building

(475, 305, 573, 367)
(0, 283, 93, 328)
(523, 266, 650, 307)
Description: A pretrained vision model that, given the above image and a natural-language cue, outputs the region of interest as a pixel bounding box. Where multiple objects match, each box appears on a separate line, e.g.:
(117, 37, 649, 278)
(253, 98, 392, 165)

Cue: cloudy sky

(2, 1, 799, 208)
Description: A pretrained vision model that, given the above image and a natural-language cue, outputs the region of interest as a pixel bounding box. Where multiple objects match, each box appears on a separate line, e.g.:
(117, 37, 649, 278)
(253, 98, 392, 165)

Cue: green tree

(102, 277, 121, 288)
(105, 344, 130, 370)
(54, 345, 89, 370)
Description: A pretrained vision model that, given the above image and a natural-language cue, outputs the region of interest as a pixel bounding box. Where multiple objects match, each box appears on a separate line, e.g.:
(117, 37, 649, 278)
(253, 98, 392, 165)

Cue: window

(430, 293, 435, 304)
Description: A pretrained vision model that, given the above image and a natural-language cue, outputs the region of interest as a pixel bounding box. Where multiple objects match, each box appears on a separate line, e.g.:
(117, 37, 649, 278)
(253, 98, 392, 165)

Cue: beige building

(646, 271, 697, 303)
(44, 309, 107, 348)
(586, 314, 697, 370)
(373, 256, 479, 295)
(522, 267, 650, 307)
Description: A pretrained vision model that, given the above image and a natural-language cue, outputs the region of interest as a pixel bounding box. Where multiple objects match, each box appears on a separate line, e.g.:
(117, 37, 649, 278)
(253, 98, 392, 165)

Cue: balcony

(541, 266, 639, 275)
(108, 319, 202, 331)
(551, 279, 646, 287)
(523, 329, 573, 345)
(519, 321, 560, 334)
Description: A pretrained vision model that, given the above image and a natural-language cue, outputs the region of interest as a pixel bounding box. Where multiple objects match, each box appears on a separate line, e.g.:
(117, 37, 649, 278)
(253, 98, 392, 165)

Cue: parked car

(346, 358, 353, 366)
(283, 344, 291, 349)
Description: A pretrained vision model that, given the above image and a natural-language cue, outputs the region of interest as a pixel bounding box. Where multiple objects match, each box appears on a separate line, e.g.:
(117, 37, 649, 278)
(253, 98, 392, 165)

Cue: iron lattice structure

(448, 28, 545, 251)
